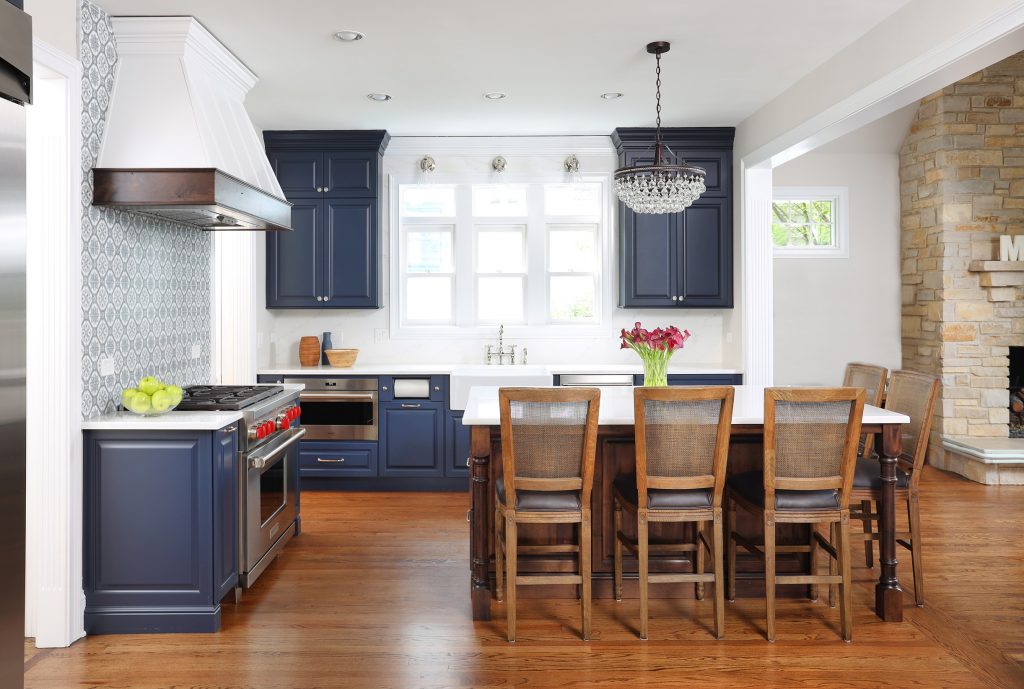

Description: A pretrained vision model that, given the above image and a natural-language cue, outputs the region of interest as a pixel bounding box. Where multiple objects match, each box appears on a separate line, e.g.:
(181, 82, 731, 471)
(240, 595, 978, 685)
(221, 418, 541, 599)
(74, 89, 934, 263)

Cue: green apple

(138, 376, 162, 396)
(151, 389, 173, 413)
(129, 391, 152, 414)
(164, 385, 183, 406)
(121, 388, 139, 410)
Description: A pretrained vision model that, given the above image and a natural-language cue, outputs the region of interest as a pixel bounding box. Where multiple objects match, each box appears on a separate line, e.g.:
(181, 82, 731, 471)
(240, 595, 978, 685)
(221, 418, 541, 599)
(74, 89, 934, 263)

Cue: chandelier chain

(654, 52, 662, 158)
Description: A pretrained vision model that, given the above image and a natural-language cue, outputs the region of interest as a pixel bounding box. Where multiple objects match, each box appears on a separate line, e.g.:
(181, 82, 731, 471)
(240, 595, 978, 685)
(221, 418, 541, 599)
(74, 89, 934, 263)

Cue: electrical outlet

(191, 343, 201, 359)
(374, 328, 388, 344)
(99, 358, 115, 377)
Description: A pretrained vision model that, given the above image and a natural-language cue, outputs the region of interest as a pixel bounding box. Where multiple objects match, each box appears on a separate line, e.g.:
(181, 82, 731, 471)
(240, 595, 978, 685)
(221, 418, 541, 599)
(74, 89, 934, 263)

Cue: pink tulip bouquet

(619, 322, 691, 387)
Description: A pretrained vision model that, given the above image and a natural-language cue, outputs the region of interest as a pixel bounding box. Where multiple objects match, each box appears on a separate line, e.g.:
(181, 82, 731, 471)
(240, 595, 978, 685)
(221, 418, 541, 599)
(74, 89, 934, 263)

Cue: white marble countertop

(258, 362, 743, 376)
(462, 385, 910, 427)
(81, 384, 304, 431)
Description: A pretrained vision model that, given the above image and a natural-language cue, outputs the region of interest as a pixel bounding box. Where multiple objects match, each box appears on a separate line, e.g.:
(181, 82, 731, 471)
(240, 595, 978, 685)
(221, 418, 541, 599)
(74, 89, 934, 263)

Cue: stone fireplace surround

(900, 52, 1024, 485)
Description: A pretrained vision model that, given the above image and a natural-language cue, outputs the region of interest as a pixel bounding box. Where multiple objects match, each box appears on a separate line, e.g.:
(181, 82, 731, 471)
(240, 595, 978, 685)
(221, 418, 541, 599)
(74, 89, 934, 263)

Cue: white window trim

(388, 172, 614, 340)
(772, 186, 849, 259)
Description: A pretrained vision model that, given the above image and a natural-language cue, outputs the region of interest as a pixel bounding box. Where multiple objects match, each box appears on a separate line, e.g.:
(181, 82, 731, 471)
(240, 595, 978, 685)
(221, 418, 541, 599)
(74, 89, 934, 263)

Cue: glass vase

(643, 356, 670, 387)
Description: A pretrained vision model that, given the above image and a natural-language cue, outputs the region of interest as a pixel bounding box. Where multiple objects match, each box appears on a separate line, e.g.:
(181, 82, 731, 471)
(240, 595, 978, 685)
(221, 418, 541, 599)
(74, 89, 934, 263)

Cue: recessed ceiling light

(601, 92, 623, 100)
(366, 93, 392, 102)
(333, 30, 365, 42)
(483, 92, 507, 100)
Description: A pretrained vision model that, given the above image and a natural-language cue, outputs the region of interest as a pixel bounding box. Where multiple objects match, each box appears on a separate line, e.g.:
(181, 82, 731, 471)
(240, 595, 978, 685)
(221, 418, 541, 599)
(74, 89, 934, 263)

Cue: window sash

(395, 179, 607, 330)
(771, 187, 848, 258)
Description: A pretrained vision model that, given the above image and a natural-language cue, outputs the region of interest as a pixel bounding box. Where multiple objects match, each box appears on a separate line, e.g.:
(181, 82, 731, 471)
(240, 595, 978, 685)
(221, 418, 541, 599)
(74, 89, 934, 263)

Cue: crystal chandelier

(614, 41, 706, 214)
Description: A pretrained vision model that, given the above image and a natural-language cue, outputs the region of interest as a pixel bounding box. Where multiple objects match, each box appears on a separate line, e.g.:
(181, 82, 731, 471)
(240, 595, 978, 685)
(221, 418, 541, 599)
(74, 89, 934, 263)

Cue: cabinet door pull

(222, 426, 237, 433)
(400, 403, 422, 408)
(317, 457, 346, 463)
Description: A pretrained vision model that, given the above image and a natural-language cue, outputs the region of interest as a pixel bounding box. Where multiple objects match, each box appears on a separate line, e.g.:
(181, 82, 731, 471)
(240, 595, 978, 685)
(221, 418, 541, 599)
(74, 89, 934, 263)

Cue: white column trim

(25, 38, 86, 648)
(213, 232, 256, 384)
(741, 163, 774, 389)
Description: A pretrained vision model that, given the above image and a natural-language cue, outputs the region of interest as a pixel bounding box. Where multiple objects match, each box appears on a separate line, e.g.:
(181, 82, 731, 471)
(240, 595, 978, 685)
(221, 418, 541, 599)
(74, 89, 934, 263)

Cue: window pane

(477, 276, 524, 321)
(549, 226, 596, 272)
(405, 227, 453, 273)
(545, 183, 601, 216)
(477, 227, 525, 273)
(405, 276, 452, 322)
(549, 276, 595, 321)
(400, 186, 456, 217)
(473, 185, 527, 217)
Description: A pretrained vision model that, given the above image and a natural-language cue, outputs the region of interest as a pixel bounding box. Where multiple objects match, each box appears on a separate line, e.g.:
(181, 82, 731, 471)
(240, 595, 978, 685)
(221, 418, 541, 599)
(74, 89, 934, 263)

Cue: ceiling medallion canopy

(614, 41, 706, 215)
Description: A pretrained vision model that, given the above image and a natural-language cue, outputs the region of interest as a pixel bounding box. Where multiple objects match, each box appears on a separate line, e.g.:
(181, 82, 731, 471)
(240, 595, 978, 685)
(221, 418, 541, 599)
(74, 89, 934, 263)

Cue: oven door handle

(299, 392, 376, 402)
(249, 427, 306, 471)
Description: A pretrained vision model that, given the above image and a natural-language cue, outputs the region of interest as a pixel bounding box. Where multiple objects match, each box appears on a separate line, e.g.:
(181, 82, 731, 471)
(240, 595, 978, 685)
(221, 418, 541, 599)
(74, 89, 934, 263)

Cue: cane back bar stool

(612, 386, 735, 640)
(494, 387, 600, 642)
(843, 363, 887, 455)
(851, 369, 939, 607)
(726, 387, 865, 642)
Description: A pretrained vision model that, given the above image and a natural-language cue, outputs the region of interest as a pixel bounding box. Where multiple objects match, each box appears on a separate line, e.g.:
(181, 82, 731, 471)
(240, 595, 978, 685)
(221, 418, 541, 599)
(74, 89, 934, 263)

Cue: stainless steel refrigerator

(0, 1, 31, 687)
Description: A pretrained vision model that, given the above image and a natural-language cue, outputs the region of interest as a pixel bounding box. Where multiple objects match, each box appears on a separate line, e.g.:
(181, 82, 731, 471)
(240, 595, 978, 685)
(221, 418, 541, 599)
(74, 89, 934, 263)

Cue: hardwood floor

(25, 466, 1024, 688)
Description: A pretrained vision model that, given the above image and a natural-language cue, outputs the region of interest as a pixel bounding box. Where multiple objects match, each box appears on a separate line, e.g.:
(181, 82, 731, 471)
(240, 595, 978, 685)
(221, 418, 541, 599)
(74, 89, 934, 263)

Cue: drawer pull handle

(401, 403, 422, 409)
(223, 426, 237, 433)
(317, 457, 346, 463)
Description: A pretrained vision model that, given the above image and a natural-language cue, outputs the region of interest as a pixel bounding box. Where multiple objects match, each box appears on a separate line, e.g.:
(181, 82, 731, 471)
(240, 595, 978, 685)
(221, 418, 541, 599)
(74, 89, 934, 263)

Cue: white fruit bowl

(124, 400, 181, 416)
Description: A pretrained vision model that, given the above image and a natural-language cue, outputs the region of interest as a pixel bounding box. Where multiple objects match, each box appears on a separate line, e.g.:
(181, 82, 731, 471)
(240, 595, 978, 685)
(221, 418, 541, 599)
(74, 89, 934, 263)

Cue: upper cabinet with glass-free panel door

(613, 127, 735, 309)
(264, 131, 389, 309)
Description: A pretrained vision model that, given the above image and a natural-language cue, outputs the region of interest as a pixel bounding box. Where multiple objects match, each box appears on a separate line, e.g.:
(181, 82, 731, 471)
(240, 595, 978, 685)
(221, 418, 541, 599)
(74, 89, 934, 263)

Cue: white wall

(772, 152, 902, 385)
(253, 137, 738, 369)
(24, 0, 77, 58)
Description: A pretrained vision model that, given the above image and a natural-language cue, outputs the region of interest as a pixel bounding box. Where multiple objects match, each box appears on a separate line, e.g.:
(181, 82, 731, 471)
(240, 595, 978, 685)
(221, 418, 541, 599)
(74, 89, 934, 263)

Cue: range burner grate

(177, 385, 284, 411)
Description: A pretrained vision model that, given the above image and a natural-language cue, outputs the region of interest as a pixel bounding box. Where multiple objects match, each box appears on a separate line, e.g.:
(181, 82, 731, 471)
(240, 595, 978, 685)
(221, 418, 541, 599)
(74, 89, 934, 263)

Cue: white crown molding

(386, 135, 617, 158)
(110, 16, 258, 93)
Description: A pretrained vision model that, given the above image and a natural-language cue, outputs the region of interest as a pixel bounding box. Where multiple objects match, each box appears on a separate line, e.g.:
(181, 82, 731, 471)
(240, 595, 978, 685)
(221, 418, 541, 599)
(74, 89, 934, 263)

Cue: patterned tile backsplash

(80, 0, 213, 418)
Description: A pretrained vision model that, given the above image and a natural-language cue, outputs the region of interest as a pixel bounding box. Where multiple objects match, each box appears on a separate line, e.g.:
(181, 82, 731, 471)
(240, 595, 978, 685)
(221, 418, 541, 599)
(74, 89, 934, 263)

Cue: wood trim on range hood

(92, 168, 293, 232)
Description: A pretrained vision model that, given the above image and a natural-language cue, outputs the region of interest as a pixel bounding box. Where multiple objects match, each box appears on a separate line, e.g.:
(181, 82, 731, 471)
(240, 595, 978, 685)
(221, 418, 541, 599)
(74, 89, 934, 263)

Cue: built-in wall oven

(285, 377, 378, 441)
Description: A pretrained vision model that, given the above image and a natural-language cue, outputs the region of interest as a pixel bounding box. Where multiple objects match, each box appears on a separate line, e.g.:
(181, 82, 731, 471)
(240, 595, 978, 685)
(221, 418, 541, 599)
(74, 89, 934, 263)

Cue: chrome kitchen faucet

(485, 324, 517, 365)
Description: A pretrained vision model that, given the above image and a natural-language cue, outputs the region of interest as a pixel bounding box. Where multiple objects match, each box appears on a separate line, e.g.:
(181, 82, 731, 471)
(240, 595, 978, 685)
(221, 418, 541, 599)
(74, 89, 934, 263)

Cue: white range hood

(92, 16, 291, 231)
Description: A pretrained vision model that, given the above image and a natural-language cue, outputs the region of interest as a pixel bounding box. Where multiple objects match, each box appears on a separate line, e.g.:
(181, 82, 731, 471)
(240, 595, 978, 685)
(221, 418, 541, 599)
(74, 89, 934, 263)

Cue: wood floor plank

(24, 465, 1024, 688)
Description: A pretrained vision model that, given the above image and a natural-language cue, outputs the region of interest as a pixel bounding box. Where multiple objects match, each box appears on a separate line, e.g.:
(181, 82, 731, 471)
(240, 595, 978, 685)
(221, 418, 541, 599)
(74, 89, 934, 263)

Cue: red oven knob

(289, 406, 300, 421)
(264, 421, 275, 436)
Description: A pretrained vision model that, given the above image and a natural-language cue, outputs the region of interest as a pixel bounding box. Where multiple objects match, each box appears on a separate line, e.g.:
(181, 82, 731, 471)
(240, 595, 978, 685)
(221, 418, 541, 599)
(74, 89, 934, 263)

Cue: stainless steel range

(179, 384, 304, 588)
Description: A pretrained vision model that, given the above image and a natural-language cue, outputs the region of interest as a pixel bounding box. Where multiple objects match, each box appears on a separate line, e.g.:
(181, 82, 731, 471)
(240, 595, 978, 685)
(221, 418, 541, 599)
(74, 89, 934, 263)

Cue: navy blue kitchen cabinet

(323, 199, 378, 307)
(266, 200, 320, 307)
(299, 441, 378, 478)
(264, 130, 389, 309)
(83, 424, 238, 634)
(380, 401, 445, 477)
(445, 410, 471, 478)
(633, 373, 744, 386)
(613, 127, 734, 309)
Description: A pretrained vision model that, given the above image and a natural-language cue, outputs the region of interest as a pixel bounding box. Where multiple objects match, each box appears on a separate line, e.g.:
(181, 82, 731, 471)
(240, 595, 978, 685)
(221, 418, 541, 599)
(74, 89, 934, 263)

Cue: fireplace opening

(1010, 347, 1024, 438)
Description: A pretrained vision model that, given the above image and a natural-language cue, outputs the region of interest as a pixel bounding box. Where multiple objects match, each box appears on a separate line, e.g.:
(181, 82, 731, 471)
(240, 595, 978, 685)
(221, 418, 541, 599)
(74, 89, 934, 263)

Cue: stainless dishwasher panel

(558, 374, 635, 387)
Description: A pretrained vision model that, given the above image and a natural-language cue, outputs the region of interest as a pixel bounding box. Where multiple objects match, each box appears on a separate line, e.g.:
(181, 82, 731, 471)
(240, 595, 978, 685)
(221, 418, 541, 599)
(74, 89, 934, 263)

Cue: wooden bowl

(325, 348, 359, 368)
(299, 336, 321, 367)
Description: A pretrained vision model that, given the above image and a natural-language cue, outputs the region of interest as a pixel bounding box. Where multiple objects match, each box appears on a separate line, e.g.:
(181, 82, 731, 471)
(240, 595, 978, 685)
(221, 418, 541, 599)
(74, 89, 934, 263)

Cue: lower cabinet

(633, 373, 744, 386)
(300, 441, 377, 477)
(446, 410, 471, 478)
(83, 424, 238, 634)
(380, 401, 444, 477)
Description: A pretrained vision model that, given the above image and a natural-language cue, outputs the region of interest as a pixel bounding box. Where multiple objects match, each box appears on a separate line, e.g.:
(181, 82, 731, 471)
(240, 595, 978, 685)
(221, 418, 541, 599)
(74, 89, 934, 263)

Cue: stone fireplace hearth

(900, 52, 1024, 484)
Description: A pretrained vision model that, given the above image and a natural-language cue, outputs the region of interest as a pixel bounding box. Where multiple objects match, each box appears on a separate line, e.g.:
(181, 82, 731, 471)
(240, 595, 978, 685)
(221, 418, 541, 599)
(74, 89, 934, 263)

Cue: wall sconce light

(419, 156, 436, 173)
(491, 156, 507, 174)
(564, 154, 582, 182)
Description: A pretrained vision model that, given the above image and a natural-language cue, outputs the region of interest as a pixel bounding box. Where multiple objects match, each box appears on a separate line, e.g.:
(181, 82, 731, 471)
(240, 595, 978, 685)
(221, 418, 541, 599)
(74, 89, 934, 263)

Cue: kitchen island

(462, 385, 911, 624)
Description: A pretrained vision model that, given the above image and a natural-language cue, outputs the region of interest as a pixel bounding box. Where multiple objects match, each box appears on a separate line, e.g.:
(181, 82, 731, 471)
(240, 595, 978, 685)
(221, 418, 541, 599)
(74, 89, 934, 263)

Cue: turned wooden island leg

(470, 426, 493, 621)
(875, 423, 904, 622)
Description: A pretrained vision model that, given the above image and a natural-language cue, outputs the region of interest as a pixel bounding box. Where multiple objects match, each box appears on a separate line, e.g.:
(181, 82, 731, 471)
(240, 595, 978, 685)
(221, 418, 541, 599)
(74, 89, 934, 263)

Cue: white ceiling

(95, 0, 915, 135)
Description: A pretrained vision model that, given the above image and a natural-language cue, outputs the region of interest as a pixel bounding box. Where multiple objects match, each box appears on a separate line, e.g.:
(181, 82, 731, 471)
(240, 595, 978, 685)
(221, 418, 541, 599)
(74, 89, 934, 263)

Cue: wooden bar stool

(494, 387, 600, 643)
(726, 387, 865, 642)
(612, 386, 734, 640)
(851, 370, 940, 607)
(843, 362, 888, 567)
